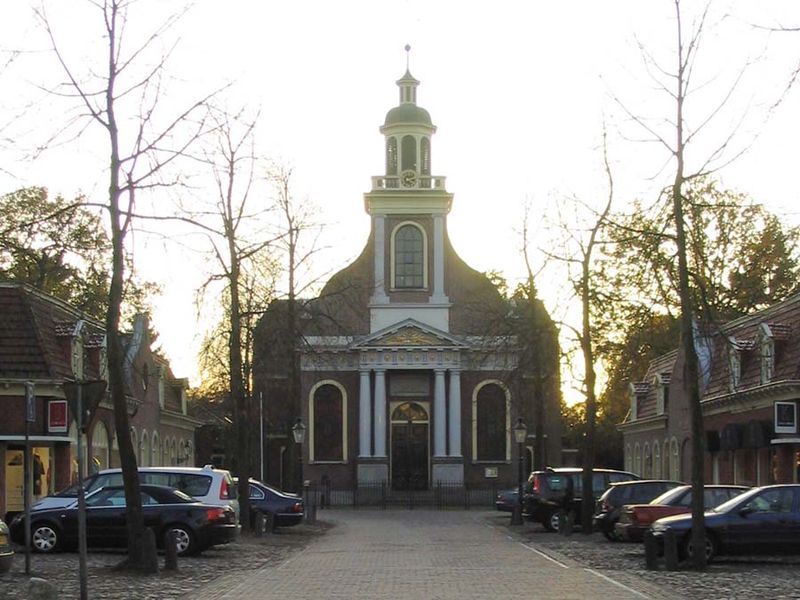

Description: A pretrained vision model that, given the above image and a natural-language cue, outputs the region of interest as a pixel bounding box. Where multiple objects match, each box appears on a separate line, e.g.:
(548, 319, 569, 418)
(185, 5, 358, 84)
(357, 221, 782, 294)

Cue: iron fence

(309, 481, 506, 511)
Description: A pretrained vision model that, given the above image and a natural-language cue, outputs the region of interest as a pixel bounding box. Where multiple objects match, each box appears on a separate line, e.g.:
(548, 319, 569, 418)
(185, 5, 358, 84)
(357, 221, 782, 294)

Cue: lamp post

(511, 417, 528, 526)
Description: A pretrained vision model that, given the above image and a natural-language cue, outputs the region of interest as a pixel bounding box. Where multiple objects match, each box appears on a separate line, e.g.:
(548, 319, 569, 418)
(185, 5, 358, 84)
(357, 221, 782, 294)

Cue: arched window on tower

(420, 137, 431, 175)
(476, 383, 507, 461)
(386, 137, 398, 175)
(312, 383, 345, 462)
(394, 224, 424, 288)
(401, 135, 417, 172)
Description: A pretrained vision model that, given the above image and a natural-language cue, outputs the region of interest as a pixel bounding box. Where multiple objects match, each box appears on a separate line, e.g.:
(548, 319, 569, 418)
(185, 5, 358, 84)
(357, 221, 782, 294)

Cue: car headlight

(650, 522, 668, 533)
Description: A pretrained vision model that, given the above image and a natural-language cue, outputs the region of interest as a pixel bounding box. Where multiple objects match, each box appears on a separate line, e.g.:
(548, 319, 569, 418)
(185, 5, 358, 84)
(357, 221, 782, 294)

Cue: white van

(33, 466, 239, 520)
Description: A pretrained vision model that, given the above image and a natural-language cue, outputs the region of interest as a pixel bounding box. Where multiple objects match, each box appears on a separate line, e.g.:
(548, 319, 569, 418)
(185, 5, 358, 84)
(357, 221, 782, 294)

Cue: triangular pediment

(353, 319, 466, 349)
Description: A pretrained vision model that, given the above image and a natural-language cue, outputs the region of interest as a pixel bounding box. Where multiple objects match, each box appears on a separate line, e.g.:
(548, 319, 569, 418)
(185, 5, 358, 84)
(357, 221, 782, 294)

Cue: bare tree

(35, 0, 217, 570)
(612, 0, 757, 568)
(541, 128, 614, 533)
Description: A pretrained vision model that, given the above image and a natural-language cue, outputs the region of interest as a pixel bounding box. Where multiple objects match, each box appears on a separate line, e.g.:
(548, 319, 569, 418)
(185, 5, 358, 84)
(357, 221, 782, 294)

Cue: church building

(253, 63, 561, 492)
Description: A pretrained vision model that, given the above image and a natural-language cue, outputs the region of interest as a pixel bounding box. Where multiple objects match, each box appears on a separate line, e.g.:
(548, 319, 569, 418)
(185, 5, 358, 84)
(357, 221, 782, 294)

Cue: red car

(614, 484, 748, 542)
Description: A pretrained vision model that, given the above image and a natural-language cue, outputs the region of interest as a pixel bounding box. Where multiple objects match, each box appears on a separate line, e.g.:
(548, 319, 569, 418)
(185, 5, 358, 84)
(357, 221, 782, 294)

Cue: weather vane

(405, 44, 411, 70)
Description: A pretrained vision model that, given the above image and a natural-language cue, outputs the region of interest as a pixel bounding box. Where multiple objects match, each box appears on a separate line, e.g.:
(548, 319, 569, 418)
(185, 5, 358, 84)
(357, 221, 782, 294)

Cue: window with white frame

(760, 324, 775, 384)
(728, 343, 741, 391)
(393, 223, 425, 289)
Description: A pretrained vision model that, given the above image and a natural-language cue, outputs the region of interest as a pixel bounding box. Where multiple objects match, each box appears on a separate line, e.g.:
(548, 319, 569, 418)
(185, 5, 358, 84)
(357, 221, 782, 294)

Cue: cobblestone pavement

(0, 522, 327, 600)
(194, 509, 669, 600)
(509, 515, 800, 600)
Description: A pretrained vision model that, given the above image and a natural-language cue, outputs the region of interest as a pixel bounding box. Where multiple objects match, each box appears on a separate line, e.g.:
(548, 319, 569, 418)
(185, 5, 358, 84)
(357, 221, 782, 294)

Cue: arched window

(401, 135, 416, 172)
(140, 430, 149, 467)
(634, 443, 641, 476)
(420, 137, 431, 175)
(178, 439, 186, 464)
(386, 137, 398, 175)
(670, 438, 680, 480)
(110, 434, 120, 468)
(625, 444, 632, 472)
(643, 443, 652, 478)
(162, 437, 169, 466)
(663, 438, 670, 478)
(311, 382, 346, 462)
(91, 421, 110, 472)
(130, 427, 138, 466)
(393, 224, 424, 289)
(185, 440, 193, 467)
(653, 441, 661, 479)
(170, 438, 177, 465)
(151, 432, 160, 467)
(475, 382, 507, 461)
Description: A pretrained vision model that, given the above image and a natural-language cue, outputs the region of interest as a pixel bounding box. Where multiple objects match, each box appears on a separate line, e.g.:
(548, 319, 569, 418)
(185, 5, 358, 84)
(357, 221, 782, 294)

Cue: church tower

(364, 51, 453, 333)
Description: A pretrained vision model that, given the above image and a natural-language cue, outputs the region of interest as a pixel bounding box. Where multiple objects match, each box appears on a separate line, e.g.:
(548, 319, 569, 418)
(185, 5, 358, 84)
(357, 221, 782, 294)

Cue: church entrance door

(390, 402, 429, 491)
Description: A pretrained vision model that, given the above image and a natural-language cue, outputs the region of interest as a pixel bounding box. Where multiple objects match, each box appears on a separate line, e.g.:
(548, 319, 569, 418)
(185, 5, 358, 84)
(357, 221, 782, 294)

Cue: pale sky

(1, 1, 799, 388)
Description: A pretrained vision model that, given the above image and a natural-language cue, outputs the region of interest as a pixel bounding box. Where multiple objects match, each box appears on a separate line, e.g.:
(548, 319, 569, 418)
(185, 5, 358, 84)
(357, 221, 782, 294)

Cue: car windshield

(649, 486, 688, 505)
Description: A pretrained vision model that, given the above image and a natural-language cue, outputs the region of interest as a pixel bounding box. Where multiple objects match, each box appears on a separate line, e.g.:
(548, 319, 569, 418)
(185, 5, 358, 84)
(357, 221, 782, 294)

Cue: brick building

(0, 283, 201, 520)
(619, 293, 800, 486)
(253, 66, 562, 493)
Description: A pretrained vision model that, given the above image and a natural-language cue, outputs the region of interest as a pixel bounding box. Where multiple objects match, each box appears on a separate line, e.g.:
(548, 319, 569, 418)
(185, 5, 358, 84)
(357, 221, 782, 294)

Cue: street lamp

(291, 418, 306, 507)
(511, 417, 528, 526)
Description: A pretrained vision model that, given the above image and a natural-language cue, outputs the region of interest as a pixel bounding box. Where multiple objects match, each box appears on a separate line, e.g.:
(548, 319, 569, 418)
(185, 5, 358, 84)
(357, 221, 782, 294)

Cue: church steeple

(377, 45, 439, 190)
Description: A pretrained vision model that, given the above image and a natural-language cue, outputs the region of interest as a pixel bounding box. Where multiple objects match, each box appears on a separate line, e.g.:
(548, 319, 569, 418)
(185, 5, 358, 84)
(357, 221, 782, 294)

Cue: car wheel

(684, 531, 717, 563)
(165, 524, 196, 557)
(31, 523, 59, 553)
(545, 511, 560, 532)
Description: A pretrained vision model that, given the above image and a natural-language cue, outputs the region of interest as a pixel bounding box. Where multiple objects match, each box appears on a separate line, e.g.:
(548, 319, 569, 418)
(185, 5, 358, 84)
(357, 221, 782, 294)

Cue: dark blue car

(241, 479, 305, 528)
(650, 483, 800, 562)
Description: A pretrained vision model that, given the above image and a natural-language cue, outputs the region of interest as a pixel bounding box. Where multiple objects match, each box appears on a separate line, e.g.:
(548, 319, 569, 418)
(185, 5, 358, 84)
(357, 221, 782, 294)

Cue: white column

(434, 368, 447, 457)
(374, 369, 387, 457)
(432, 214, 447, 303)
(359, 369, 372, 457)
(372, 215, 389, 303)
(448, 369, 462, 457)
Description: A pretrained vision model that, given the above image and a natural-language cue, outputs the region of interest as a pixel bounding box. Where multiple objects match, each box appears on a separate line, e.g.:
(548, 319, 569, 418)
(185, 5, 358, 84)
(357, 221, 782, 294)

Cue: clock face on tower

(401, 169, 417, 188)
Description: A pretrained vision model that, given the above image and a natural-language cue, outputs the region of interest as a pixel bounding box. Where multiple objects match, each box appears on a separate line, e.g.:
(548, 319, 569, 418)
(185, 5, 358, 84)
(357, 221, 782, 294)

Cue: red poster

(48, 400, 68, 433)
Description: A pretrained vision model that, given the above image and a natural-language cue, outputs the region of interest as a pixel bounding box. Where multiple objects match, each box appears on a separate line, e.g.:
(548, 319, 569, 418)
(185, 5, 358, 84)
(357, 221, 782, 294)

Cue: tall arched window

(386, 137, 398, 175)
(401, 135, 416, 171)
(653, 441, 661, 478)
(140, 430, 149, 467)
(670, 438, 680, 480)
(475, 382, 507, 461)
(170, 438, 177, 465)
(311, 382, 345, 462)
(151, 432, 160, 467)
(634, 443, 641, 476)
(162, 437, 169, 466)
(625, 444, 632, 472)
(394, 224, 424, 288)
(91, 421, 110, 472)
(643, 443, 652, 478)
(130, 428, 138, 467)
(420, 137, 431, 175)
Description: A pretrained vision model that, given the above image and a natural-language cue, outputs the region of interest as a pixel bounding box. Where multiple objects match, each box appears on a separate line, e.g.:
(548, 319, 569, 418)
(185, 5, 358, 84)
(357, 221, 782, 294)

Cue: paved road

(196, 510, 670, 600)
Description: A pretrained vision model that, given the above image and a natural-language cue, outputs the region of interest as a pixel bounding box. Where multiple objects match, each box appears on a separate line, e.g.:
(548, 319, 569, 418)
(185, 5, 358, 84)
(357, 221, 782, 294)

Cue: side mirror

(738, 506, 755, 517)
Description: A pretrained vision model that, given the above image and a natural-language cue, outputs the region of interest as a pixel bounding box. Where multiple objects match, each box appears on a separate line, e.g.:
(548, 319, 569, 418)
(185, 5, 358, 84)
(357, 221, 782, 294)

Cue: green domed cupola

(378, 45, 438, 189)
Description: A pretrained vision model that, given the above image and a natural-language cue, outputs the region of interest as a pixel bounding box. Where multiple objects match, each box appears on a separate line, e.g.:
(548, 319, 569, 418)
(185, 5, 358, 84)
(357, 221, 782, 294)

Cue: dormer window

(760, 323, 775, 384)
(654, 373, 670, 415)
(728, 343, 741, 391)
(392, 222, 427, 289)
(629, 382, 648, 421)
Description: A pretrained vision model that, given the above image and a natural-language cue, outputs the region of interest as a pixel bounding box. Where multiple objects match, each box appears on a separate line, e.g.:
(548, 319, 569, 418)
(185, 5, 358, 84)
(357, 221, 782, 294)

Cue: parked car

(238, 478, 304, 528)
(33, 466, 239, 520)
(10, 484, 238, 556)
(495, 489, 519, 513)
(593, 479, 685, 541)
(650, 484, 800, 562)
(615, 484, 749, 542)
(523, 467, 640, 531)
(0, 517, 13, 573)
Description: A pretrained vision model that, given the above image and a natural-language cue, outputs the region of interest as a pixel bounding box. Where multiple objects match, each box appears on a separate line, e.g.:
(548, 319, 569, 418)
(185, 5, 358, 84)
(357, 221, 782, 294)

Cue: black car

(650, 484, 800, 562)
(10, 484, 238, 556)
(244, 479, 304, 528)
(523, 467, 640, 531)
(593, 479, 684, 541)
(495, 489, 519, 513)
